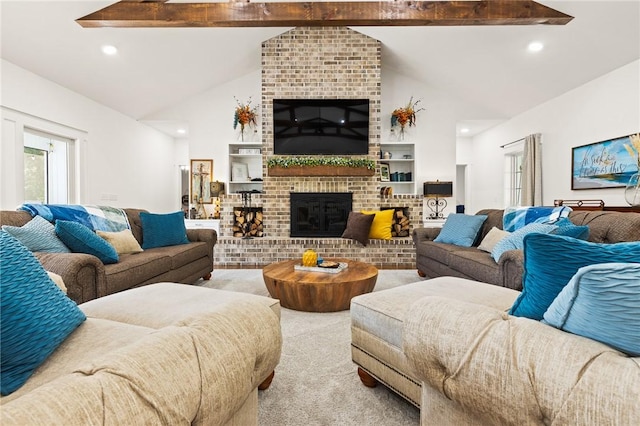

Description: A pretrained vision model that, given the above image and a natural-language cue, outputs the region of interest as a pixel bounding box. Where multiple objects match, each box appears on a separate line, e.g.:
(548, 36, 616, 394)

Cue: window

(504, 151, 523, 207)
(23, 128, 71, 204)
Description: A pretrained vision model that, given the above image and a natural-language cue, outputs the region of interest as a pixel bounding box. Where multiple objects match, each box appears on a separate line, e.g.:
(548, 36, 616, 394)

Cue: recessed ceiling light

(101, 45, 118, 55)
(460, 128, 470, 134)
(177, 128, 187, 134)
(527, 41, 544, 52)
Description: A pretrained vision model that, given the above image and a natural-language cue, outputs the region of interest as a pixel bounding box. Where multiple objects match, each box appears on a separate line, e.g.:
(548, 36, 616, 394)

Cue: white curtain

(521, 133, 542, 206)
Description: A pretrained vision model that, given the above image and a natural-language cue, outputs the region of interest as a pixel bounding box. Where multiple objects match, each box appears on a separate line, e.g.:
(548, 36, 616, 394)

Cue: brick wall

(215, 27, 422, 269)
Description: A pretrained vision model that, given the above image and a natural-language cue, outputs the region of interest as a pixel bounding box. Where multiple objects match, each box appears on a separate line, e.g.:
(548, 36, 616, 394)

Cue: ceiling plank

(76, 1, 573, 28)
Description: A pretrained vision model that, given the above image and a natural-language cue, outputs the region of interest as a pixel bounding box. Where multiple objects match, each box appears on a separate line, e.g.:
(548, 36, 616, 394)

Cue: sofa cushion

(149, 242, 209, 270)
(491, 222, 557, 262)
(415, 240, 464, 266)
(478, 227, 510, 253)
(341, 211, 375, 246)
(96, 229, 144, 255)
(140, 211, 190, 249)
(2, 215, 70, 253)
(0, 231, 86, 395)
(453, 250, 503, 285)
(351, 277, 518, 349)
(80, 283, 282, 328)
(550, 217, 590, 240)
(55, 220, 119, 264)
(361, 209, 394, 240)
(434, 214, 488, 247)
(543, 263, 640, 356)
(104, 251, 172, 294)
(509, 233, 640, 320)
(568, 211, 640, 243)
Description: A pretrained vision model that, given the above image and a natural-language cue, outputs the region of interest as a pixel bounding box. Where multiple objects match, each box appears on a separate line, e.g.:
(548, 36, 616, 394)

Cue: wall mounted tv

(273, 99, 369, 155)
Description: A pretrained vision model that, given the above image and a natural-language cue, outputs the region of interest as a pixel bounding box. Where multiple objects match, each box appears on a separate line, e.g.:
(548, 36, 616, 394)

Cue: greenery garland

(267, 156, 376, 170)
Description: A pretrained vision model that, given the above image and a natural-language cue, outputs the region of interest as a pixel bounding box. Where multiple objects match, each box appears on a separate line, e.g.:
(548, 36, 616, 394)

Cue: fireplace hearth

(290, 193, 352, 237)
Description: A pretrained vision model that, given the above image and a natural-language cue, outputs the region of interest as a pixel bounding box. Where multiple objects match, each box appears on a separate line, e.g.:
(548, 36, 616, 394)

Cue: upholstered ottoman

(350, 276, 518, 407)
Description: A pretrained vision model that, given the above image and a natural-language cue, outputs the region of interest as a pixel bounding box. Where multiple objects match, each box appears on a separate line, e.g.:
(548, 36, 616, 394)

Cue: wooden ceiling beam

(76, 1, 573, 28)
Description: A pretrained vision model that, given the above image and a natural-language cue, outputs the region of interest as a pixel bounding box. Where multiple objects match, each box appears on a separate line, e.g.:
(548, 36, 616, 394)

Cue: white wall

(468, 59, 640, 214)
(1, 59, 179, 212)
(144, 70, 261, 188)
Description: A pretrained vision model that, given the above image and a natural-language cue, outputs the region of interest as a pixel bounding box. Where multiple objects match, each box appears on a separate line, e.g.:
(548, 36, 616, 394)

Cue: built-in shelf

(379, 142, 415, 195)
(228, 143, 262, 194)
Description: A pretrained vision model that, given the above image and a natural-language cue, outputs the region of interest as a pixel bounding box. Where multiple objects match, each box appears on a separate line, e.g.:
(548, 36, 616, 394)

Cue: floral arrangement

(267, 156, 376, 170)
(233, 97, 258, 141)
(391, 97, 424, 138)
(624, 133, 640, 168)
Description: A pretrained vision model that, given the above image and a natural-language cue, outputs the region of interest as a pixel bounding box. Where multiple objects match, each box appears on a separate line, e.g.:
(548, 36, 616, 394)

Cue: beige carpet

(201, 268, 423, 425)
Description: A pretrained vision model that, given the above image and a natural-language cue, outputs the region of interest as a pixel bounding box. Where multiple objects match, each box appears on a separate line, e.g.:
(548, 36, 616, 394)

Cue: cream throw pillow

(478, 227, 510, 253)
(46, 271, 67, 294)
(96, 229, 143, 255)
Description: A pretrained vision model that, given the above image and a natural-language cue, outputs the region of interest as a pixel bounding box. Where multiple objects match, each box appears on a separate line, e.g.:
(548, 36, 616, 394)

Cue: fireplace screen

(290, 192, 352, 237)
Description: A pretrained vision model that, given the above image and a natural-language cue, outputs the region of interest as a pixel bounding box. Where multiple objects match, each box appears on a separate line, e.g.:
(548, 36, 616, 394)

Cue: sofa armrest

(2, 299, 282, 425)
(497, 249, 524, 290)
(186, 228, 217, 264)
(412, 227, 441, 243)
(34, 252, 106, 304)
(403, 296, 640, 425)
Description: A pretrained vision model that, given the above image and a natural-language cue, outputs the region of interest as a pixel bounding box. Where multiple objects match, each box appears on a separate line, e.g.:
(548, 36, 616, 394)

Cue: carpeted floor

(200, 268, 424, 425)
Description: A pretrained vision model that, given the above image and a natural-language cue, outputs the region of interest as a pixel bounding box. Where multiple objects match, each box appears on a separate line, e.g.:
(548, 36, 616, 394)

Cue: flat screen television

(273, 99, 369, 155)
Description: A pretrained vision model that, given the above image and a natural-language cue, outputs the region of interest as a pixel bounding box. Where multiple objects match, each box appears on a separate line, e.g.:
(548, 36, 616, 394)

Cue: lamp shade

(423, 181, 453, 197)
(210, 181, 225, 197)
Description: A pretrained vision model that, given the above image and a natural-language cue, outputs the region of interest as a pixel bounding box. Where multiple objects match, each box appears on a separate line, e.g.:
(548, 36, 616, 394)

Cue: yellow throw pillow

(361, 209, 394, 240)
(96, 229, 143, 255)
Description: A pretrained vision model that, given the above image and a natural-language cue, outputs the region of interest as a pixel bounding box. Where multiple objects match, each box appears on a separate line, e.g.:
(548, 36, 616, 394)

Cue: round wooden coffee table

(262, 258, 378, 312)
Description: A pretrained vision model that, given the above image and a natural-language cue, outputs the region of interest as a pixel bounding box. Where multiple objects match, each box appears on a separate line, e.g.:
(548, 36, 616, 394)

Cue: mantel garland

(267, 157, 376, 177)
(267, 156, 375, 169)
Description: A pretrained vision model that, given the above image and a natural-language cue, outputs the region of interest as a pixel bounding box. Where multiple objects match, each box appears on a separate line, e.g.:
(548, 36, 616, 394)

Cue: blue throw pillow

(550, 217, 590, 240)
(1, 231, 86, 395)
(491, 223, 557, 262)
(542, 263, 640, 356)
(509, 233, 640, 320)
(1, 215, 70, 253)
(140, 211, 190, 249)
(433, 214, 488, 247)
(55, 220, 119, 264)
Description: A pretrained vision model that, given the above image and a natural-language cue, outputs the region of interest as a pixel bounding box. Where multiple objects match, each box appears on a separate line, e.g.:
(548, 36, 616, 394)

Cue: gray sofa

(0, 208, 216, 304)
(1, 283, 282, 425)
(412, 209, 640, 290)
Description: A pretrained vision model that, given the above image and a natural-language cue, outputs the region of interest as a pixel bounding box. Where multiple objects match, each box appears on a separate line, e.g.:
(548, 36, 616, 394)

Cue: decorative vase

(302, 249, 318, 267)
(624, 172, 640, 206)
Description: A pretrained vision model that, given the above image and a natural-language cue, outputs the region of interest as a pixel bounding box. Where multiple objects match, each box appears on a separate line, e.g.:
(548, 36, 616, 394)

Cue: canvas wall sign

(571, 133, 639, 190)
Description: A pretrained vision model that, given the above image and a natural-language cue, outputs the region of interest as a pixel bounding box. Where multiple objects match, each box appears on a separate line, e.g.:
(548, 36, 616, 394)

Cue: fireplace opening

(290, 192, 352, 237)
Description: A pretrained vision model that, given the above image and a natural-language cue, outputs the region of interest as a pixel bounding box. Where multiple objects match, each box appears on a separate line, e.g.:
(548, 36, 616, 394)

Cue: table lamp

(423, 180, 453, 219)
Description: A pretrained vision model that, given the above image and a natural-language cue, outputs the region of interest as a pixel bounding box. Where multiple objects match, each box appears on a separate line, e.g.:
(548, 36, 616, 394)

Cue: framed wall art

(191, 159, 213, 203)
(380, 163, 390, 182)
(571, 133, 639, 190)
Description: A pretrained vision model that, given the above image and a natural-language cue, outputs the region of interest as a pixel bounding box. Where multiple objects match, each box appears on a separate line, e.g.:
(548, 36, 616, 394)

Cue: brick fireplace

(215, 27, 422, 269)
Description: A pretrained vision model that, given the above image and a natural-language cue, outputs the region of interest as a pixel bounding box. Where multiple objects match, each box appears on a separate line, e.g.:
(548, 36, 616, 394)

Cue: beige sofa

(351, 277, 639, 423)
(412, 210, 640, 290)
(0, 209, 217, 304)
(403, 278, 640, 425)
(0, 283, 282, 425)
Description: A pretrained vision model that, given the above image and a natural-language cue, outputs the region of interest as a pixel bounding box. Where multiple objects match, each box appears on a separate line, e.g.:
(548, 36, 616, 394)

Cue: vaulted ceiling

(1, 1, 639, 136)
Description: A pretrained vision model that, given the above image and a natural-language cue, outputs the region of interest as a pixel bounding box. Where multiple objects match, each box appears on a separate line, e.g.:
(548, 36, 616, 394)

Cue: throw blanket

(503, 206, 572, 232)
(20, 204, 130, 232)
